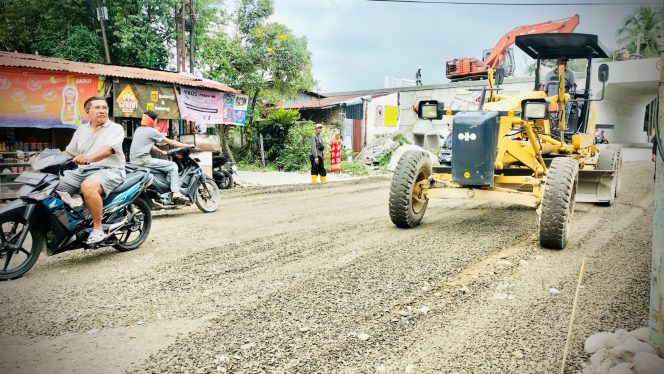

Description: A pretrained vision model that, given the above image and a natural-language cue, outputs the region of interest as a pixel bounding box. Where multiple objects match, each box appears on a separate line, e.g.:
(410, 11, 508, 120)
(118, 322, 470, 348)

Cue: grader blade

(576, 170, 616, 203)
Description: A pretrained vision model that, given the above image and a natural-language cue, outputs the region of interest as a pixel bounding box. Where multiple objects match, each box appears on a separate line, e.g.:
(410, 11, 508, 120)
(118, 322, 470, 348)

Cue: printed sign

(175, 86, 248, 126)
(0, 67, 98, 128)
(375, 105, 384, 126)
(112, 80, 180, 119)
(384, 105, 398, 127)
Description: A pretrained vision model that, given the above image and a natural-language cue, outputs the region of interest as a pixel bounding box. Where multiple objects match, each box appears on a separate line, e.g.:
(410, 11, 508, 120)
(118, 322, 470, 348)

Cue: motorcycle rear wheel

(112, 198, 152, 252)
(217, 170, 233, 189)
(0, 214, 45, 280)
(196, 176, 220, 213)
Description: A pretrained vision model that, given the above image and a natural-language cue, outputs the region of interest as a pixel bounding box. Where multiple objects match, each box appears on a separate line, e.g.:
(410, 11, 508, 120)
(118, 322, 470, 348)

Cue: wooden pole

(259, 133, 265, 167)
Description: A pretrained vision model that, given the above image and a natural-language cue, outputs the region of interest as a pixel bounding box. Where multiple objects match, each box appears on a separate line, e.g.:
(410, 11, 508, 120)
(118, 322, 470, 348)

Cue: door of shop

(352, 119, 362, 152)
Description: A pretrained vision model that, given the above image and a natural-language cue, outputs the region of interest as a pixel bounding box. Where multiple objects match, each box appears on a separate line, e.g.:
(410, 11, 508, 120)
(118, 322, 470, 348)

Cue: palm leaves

(617, 7, 661, 58)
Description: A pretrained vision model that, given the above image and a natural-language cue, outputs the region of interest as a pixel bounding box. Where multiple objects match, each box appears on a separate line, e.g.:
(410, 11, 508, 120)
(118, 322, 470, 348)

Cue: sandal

(86, 229, 107, 244)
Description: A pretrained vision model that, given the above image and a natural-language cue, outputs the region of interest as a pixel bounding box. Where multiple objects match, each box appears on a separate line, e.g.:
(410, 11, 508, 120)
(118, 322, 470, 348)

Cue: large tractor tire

(539, 157, 579, 250)
(389, 151, 432, 228)
(597, 145, 622, 201)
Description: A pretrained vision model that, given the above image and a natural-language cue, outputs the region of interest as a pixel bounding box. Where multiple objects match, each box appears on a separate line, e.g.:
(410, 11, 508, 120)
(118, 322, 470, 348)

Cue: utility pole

(96, 0, 111, 64)
(181, 0, 187, 72)
(175, 3, 180, 72)
(650, 11, 664, 356)
(189, 0, 195, 74)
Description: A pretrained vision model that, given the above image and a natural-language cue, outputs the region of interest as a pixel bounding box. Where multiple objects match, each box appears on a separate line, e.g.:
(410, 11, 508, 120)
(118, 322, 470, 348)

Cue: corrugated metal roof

(281, 92, 392, 110)
(0, 51, 240, 93)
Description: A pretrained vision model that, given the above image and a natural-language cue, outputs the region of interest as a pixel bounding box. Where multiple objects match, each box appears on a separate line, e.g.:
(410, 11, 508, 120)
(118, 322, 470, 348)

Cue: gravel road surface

(0, 160, 654, 373)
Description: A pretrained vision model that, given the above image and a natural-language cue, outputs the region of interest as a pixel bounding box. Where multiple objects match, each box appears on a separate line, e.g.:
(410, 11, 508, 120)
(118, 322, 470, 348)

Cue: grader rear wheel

(389, 151, 432, 228)
(539, 157, 579, 250)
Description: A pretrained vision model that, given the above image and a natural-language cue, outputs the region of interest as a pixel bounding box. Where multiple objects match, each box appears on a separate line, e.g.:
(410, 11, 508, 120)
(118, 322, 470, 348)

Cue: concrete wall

(590, 58, 659, 144)
(366, 92, 399, 140)
(398, 77, 536, 149)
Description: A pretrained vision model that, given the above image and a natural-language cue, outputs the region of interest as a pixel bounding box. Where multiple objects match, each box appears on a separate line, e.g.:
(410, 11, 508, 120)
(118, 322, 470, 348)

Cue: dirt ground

(0, 160, 655, 374)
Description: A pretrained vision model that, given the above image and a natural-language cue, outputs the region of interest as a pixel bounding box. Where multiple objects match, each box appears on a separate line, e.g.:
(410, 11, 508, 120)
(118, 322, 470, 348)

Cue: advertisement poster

(0, 67, 98, 128)
(175, 86, 248, 126)
(112, 80, 180, 119)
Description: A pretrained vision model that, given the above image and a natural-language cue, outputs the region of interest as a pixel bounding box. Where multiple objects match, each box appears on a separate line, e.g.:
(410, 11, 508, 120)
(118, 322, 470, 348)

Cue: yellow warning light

(464, 171, 471, 179)
(446, 109, 452, 116)
(508, 111, 515, 117)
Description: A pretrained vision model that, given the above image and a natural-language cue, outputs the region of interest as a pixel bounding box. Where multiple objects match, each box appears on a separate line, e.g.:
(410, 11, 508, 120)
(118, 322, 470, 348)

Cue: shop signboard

(175, 85, 248, 126)
(0, 67, 98, 129)
(112, 80, 180, 119)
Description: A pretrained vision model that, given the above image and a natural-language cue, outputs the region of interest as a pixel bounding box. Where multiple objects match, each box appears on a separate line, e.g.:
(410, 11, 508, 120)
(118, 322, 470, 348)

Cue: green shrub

(392, 132, 409, 146)
(340, 161, 369, 176)
(236, 161, 278, 172)
(275, 122, 316, 171)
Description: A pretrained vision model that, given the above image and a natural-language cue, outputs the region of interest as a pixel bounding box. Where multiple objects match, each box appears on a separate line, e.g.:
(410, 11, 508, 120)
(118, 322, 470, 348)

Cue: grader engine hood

(452, 111, 500, 186)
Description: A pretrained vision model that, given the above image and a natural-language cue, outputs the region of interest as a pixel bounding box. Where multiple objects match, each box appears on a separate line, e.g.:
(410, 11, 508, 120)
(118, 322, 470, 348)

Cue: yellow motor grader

(389, 33, 621, 249)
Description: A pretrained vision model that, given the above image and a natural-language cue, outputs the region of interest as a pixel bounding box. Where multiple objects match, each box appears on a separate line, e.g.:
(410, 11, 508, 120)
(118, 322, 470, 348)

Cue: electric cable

(366, 0, 661, 5)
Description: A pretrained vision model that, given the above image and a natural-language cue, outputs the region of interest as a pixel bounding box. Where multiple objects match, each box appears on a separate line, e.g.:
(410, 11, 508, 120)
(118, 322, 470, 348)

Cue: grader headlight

(418, 100, 445, 120)
(521, 100, 548, 120)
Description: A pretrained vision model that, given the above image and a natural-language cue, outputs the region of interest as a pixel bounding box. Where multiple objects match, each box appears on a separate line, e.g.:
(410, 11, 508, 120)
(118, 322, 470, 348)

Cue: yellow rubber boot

(320, 176, 327, 184)
(311, 175, 318, 184)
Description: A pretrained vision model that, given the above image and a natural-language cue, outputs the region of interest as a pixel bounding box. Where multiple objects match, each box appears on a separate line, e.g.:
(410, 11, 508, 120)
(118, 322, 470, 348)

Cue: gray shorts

(57, 167, 124, 197)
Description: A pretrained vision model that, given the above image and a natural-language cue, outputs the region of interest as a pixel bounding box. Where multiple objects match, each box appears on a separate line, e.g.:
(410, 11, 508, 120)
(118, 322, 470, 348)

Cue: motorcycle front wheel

(195, 176, 220, 213)
(112, 198, 152, 252)
(0, 213, 45, 280)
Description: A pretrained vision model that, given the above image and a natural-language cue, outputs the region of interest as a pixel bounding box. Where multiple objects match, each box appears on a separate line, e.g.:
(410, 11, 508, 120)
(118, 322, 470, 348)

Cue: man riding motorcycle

(129, 110, 194, 202)
(57, 96, 125, 244)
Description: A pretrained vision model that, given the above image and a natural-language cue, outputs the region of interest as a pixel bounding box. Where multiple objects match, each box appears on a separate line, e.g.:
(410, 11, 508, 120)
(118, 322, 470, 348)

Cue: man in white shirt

(58, 96, 125, 244)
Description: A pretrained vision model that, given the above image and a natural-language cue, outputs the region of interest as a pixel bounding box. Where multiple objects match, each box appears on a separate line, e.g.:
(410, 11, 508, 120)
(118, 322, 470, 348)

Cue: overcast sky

(270, 0, 661, 93)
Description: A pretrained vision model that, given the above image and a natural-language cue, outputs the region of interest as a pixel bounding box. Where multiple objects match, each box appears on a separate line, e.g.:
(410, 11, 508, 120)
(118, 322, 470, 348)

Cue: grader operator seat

(515, 33, 609, 137)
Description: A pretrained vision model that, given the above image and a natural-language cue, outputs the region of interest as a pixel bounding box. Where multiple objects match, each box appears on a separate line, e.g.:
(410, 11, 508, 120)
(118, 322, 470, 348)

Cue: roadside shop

(0, 52, 247, 199)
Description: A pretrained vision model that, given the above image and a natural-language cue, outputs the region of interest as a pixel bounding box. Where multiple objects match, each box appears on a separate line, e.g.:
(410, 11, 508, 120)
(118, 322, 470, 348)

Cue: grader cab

(389, 33, 621, 249)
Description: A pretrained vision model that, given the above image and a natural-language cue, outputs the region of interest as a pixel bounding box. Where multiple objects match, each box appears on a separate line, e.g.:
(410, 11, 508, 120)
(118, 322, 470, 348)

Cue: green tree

(105, 0, 178, 69)
(617, 6, 661, 58)
(0, 0, 104, 62)
(0, 0, 184, 69)
(200, 0, 313, 125)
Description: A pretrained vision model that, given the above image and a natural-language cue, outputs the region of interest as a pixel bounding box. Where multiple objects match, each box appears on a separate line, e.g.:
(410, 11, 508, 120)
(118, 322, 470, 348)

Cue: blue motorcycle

(0, 150, 153, 280)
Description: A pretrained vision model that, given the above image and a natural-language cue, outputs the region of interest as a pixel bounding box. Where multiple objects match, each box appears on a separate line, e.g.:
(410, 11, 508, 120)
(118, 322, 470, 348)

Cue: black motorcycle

(130, 147, 220, 213)
(212, 155, 237, 190)
(0, 150, 153, 280)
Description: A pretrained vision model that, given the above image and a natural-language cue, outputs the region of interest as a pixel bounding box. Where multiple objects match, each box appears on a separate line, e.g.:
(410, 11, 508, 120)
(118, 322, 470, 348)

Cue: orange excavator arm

(445, 14, 579, 81)
(484, 14, 579, 69)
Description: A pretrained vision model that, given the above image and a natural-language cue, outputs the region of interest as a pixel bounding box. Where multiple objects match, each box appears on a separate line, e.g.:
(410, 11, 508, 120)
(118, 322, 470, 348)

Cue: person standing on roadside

(330, 130, 342, 173)
(653, 135, 658, 163)
(310, 123, 327, 184)
(653, 135, 658, 180)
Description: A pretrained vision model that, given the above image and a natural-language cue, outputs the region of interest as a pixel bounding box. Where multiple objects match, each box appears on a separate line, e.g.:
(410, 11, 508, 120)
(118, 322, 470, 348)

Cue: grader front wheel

(539, 157, 579, 250)
(389, 151, 432, 228)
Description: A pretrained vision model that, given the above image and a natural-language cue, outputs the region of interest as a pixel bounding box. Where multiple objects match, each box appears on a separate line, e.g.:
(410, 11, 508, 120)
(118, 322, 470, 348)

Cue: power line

(366, 0, 661, 5)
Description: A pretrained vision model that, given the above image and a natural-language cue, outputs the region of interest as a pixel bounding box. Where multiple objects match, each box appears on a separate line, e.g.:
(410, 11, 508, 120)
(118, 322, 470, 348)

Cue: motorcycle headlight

(231, 165, 238, 172)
